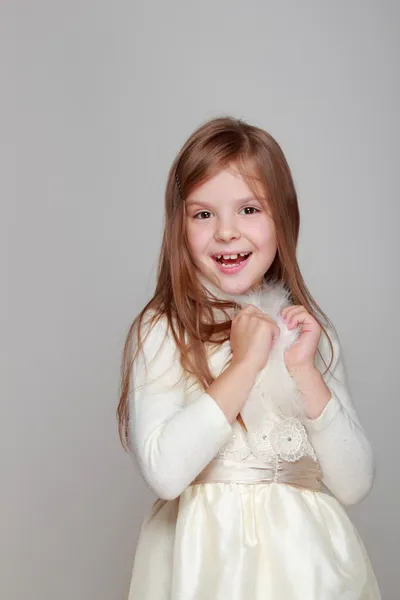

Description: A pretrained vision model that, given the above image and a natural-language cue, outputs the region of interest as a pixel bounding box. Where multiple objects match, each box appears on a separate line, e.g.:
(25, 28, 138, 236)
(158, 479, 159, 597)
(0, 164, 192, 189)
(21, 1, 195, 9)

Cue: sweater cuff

(303, 392, 342, 433)
(196, 392, 233, 437)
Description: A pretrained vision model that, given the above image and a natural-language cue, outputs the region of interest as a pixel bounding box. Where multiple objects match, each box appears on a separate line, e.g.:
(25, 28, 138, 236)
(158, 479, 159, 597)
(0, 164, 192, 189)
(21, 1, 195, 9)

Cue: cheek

(259, 229, 277, 253)
(248, 217, 277, 251)
(186, 223, 209, 257)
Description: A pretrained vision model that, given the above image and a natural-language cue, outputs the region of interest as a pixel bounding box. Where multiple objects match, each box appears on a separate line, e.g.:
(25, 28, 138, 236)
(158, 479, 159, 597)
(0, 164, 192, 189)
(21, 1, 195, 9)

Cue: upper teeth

(215, 253, 249, 259)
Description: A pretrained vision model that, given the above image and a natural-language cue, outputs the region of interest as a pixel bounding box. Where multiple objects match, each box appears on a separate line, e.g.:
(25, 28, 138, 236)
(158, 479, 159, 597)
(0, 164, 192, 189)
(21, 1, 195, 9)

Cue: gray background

(2, 1, 399, 598)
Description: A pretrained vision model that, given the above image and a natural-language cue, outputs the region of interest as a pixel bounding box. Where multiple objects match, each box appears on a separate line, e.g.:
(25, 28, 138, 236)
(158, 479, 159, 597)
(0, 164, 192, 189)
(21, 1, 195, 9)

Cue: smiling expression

(185, 165, 277, 295)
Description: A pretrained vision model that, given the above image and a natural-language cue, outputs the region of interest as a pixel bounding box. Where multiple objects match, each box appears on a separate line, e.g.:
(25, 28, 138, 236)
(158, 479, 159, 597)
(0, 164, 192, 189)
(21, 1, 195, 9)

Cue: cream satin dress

(127, 284, 381, 599)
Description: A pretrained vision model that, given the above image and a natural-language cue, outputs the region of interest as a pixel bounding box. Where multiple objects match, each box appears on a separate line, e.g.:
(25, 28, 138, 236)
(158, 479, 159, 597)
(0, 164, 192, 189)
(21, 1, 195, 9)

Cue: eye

(194, 211, 212, 219)
(240, 206, 260, 215)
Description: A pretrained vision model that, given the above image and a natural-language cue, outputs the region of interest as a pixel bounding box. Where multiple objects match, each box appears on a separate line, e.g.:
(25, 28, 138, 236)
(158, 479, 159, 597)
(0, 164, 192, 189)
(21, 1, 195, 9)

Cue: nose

(214, 217, 241, 243)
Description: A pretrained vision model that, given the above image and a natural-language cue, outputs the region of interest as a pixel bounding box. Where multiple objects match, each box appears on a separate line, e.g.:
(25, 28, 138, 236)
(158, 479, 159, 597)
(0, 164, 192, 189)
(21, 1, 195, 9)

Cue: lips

(211, 252, 253, 275)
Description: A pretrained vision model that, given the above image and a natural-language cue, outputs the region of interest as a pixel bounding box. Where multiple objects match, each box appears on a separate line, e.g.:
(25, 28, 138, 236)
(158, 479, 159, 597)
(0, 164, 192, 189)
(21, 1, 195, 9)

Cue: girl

(118, 117, 381, 599)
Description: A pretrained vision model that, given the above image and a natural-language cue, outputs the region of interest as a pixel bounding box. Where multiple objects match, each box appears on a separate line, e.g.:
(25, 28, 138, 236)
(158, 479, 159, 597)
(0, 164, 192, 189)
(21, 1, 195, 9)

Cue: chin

(217, 278, 255, 296)
(197, 259, 264, 296)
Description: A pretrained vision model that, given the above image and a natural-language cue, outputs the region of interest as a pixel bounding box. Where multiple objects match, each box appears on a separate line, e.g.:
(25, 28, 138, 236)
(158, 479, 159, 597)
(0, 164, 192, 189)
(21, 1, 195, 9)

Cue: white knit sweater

(128, 284, 375, 505)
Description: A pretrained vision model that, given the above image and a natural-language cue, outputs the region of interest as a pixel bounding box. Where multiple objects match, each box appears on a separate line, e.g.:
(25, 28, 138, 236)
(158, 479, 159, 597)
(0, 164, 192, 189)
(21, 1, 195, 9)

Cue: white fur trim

(200, 276, 305, 423)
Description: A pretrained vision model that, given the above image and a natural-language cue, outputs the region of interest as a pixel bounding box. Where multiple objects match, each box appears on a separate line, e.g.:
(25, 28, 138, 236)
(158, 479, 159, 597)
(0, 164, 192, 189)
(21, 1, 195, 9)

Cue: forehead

(186, 167, 261, 207)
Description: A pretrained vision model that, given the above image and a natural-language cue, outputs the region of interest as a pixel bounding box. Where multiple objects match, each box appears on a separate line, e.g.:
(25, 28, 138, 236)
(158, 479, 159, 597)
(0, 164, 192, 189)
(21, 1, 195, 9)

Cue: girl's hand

(280, 305, 322, 373)
(230, 304, 280, 374)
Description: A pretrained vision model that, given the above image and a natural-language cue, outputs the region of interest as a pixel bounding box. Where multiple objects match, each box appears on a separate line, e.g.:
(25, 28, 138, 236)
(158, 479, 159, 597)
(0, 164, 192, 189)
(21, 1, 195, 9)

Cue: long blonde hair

(117, 116, 334, 451)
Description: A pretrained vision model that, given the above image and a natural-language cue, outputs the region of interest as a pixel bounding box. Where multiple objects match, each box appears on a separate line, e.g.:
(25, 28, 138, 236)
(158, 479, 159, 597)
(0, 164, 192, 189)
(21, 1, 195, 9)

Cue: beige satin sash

(191, 456, 322, 492)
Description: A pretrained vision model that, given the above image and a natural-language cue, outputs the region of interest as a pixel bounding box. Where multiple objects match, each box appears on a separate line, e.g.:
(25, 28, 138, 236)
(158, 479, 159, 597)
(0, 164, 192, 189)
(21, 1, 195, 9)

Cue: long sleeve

(128, 316, 233, 500)
(303, 326, 375, 506)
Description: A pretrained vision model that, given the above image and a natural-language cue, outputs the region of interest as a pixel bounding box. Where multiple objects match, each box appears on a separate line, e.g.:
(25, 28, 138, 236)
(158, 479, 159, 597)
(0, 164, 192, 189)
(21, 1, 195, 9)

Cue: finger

(234, 307, 279, 331)
(242, 303, 261, 311)
(252, 313, 278, 327)
(280, 304, 298, 317)
(286, 310, 313, 330)
(250, 314, 280, 338)
(235, 303, 262, 316)
(282, 306, 307, 324)
(281, 305, 303, 319)
(233, 312, 278, 338)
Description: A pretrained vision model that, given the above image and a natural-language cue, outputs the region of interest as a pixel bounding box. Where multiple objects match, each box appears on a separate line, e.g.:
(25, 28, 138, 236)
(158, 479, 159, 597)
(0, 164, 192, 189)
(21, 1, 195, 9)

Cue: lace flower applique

(248, 417, 317, 463)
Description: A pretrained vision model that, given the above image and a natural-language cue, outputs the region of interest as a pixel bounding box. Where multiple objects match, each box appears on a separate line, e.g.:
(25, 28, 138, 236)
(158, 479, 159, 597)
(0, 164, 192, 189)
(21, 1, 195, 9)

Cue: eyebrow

(186, 195, 260, 209)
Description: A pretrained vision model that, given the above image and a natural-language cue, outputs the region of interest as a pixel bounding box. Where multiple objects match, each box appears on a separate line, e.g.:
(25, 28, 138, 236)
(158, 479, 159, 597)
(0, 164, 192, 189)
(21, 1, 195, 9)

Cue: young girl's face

(185, 165, 277, 295)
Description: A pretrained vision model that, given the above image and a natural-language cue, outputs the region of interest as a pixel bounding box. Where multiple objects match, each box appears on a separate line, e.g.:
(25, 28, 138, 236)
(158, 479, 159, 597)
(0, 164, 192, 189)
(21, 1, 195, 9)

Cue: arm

(301, 327, 375, 506)
(128, 316, 233, 501)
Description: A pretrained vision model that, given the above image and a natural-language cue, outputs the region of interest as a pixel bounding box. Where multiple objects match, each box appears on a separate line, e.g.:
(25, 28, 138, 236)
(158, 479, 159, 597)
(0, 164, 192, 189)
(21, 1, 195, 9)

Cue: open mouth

(212, 252, 252, 268)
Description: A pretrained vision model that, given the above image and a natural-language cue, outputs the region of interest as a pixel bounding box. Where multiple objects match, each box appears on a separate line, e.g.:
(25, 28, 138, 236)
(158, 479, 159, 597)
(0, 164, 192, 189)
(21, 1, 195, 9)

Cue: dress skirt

(127, 481, 381, 600)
